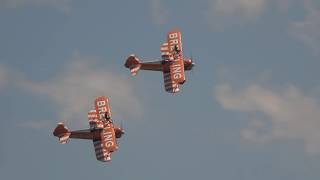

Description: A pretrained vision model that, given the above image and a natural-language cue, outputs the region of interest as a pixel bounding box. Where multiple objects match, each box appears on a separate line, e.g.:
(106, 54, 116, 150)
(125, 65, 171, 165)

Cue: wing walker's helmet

(105, 112, 111, 120)
(174, 45, 180, 54)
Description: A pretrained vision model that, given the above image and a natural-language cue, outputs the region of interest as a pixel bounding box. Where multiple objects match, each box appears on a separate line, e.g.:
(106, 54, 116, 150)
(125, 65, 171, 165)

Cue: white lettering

(172, 64, 182, 80)
(172, 65, 181, 73)
(96, 100, 108, 120)
(173, 73, 182, 79)
(103, 131, 114, 148)
(169, 39, 179, 45)
(98, 106, 107, 113)
(167, 32, 183, 81)
(169, 33, 178, 39)
(105, 141, 114, 147)
(97, 100, 106, 107)
(104, 133, 113, 141)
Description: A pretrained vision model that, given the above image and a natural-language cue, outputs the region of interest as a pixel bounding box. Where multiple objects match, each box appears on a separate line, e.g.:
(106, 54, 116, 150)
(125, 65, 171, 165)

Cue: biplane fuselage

(53, 96, 124, 162)
(124, 29, 194, 93)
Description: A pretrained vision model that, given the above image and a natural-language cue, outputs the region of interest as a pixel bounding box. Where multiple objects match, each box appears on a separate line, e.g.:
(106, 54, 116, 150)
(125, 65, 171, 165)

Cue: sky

(0, 0, 320, 179)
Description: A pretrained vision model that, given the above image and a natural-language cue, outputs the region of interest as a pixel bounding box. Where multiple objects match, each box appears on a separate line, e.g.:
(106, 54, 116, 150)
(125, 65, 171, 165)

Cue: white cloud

(206, 0, 267, 29)
(0, 0, 72, 12)
(206, 0, 320, 54)
(290, 0, 320, 55)
(213, 0, 267, 18)
(150, 0, 168, 25)
(20, 53, 143, 128)
(276, 0, 292, 13)
(0, 64, 22, 90)
(215, 83, 320, 154)
(17, 120, 52, 129)
(0, 65, 10, 90)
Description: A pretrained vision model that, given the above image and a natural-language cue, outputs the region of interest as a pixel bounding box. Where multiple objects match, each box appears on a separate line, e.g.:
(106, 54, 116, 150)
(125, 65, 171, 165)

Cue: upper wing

(92, 96, 119, 162)
(93, 127, 118, 162)
(94, 96, 111, 121)
(167, 29, 183, 57)
(166, 29, 186, 85)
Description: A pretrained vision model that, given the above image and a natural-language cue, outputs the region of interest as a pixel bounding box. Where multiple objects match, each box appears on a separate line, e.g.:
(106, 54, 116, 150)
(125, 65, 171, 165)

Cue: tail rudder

(53, 122, 71, 144)
(124, 54, 141, 76)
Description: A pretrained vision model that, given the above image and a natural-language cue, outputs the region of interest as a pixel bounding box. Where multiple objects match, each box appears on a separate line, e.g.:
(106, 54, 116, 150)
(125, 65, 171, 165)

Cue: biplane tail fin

(124, 54, 141, 76)
(53, 122, 71, 144)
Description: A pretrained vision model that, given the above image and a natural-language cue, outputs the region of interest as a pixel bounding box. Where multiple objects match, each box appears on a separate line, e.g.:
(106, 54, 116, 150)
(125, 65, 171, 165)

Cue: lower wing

(163, 70, 180, 93)
(93, 140, 112, 162)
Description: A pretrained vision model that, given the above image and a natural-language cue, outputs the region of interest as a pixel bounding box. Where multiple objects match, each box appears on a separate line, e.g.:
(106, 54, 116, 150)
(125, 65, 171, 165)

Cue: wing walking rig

(124, 29, 195, 93)
(53, 96, 125, 162)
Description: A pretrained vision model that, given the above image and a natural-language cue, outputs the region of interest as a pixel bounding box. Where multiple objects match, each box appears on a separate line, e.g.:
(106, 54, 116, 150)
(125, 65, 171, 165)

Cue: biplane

(124, 29, 194, 93)
(53, 96, 125, 162)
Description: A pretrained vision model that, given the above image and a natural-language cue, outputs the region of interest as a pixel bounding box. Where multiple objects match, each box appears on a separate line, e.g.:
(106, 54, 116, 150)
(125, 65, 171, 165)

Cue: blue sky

(1, 0, 320, 179)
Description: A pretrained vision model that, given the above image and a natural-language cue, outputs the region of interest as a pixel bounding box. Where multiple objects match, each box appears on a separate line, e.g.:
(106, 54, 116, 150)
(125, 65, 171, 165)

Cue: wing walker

(53, 96, 125, 162)
(125, 29, 194, 93)
(53, 29, 194, 163)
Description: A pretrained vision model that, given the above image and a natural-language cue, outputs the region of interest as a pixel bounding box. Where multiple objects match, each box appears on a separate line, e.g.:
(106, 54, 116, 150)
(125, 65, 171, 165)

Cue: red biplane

(53, 96, 125, 162)
(124, 29, 194, 93)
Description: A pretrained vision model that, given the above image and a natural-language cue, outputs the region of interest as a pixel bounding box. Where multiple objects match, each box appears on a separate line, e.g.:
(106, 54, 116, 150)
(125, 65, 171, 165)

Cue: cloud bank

(206, 0, 267, 29)
(1, 53, 142, 128)
(150, 0, 168, 25)
(206, 0, 320, 54)
(215, 83, 320, 155)
(290, 0, 320, 55)
(0, 65, 10, 90)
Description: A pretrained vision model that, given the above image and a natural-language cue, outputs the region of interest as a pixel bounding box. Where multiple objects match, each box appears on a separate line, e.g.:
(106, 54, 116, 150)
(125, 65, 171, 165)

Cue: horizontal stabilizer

(124, 54, 141, 76)
(53, 123, 71, 144)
